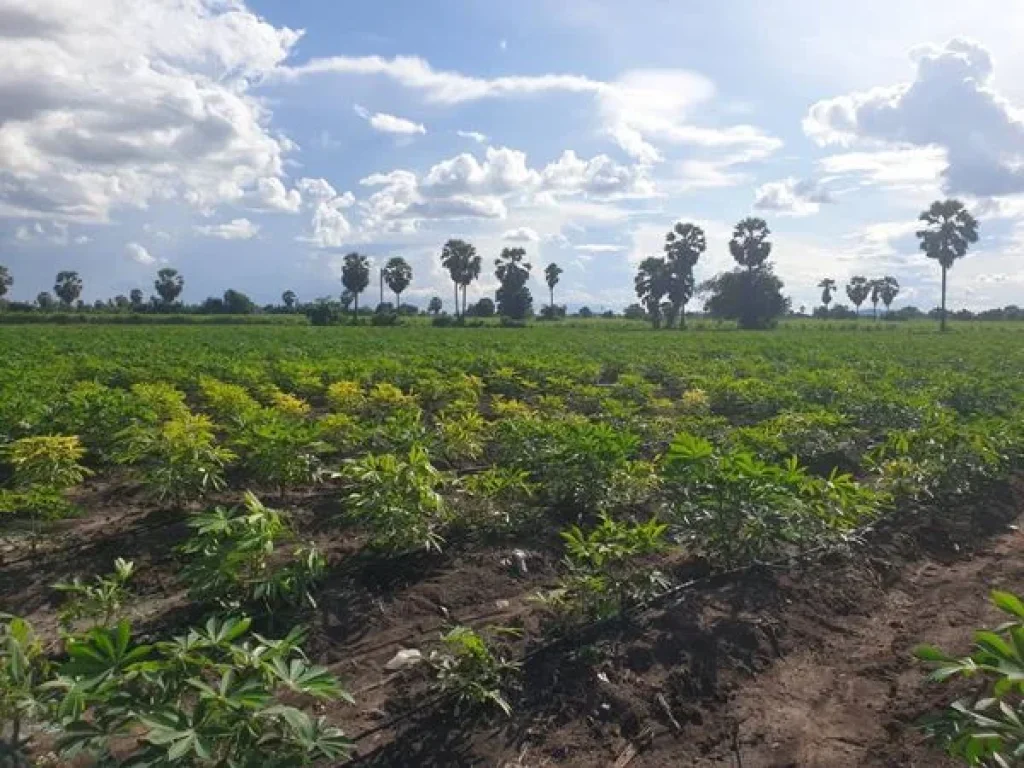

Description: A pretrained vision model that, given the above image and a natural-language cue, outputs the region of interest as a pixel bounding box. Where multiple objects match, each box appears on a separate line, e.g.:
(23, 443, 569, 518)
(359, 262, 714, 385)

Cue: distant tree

(383, 257, 413, 308)
(544, 262, 563, 310)
(845, 276, 870, 318)
(469, 297, 495, 317)
(428, 296, 443, 315)
(578, 306, 593, 318)
(728, 217, 772, 271)
(341, 252, 371, 320)
(634, 257, 671, 329)
(878, 276, 900, 316)
(916, 199, 979, 331)
(818, 278, 836, 313)
(154, 268, 184, 308)
(701, 267, 790, 329)
(664, 222, 706, 328)
(114, 295, 130, 310)
(282, 290, 297, 311)
(495, 247, 533, 319)
(398, 303, 419, 316)
(222, 289, 256, 314)
(374, 302, 395, 315)
(0, 265, 11, 300)
(869, 279, 883, 320)
(623, 303, 646, 321)
(54, 270, 83, 307)
(129, 289, 145, 310)
(200, 296, 225, 314)
(440, 239, 480, 319)
(36, 291, 56, 310)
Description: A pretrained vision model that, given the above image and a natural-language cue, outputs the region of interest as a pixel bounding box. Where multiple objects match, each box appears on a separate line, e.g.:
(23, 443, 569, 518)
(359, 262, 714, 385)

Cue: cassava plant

(53, 558, 135, 632)
(429, 625, 522, 717)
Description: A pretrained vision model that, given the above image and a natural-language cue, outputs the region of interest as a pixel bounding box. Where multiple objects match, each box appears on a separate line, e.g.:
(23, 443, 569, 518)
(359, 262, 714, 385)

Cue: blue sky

(2, 0, 1024, 311)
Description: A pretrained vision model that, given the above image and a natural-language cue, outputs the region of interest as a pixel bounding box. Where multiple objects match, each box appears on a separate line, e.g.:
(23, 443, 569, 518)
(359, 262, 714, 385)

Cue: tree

(440, 239, 480, 319)
(0, 265, 11, 300)
(578, 306, 593, 318)
(846, 276, 870, 318)
(222, 289, 255, 314)
(664, 222, 706, 328)
(54, 271, 83, 307)
(341, 252, 370, 320)
(701, 266, 790, 329)
(878, 276, 900, 316)
(383, 257, 413, 308)
(623, 303, 646, 321)
(818, 278, 836, 313)
(129, 289, 145, 310)
(916, 199, 979, 331)
(282, 290, 297, 311)
(468, 297, 495, 317)
(869, 279, 883, 320)
(728, 217, 772, 271)
(634, 257, 672, 329)
(428, 296, 443, 315)
(153, 268, 183, 308)
(544, 262, 563, 310)
(114, 295, 130, 310)
(36, 291, 55, 310)
(495, 247, 533, 319)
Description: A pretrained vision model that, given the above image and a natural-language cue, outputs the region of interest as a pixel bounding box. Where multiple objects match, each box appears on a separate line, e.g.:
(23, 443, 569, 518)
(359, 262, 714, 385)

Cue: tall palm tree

(634, 257, 671, 329)
(383, 257, 413, 309)
(341, 252, 370, 320)
(916, 199, 979, 331)
(728, 217, 772, 271)
(869, 279, 883, 320)
(878, 276, 900, 316)
(846, 276, 870, 319)
(544, 262, 563, 310)
(440, 239, 478, 319)
(818, 278, 836, 313)
(664, 222, 705, 329)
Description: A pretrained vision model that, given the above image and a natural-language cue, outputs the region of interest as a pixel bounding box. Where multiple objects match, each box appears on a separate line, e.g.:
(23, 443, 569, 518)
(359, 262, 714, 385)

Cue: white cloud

(541, 150, 655, 198)
(126, 242, 156, 265)
(253, 177, 301, 213)
(12, 220, 76, 245)
(575, 243, 625, 253)
(353, 104, 426, 135)
(457, 130, 488, 143)
(502, 227, 540, 242)
(194, 218, 261, 240)
(0, 0, 302, 223)
(754, 177, 834, 216)
(804, 38, 1024, 196)
(818, 147, 948, 189)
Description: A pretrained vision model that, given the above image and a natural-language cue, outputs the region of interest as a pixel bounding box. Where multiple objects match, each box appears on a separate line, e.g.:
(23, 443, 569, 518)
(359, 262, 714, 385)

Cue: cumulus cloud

(575, 243, 625, 253)
(0, 0, 301, 223)
(754, 178, 835, 216)
(252, 178, 301, 213)
(12, 220, 83, 245)
(194, 218, 261, 240)
(502, 227, 540, 242)
(353, 104, 426, 135)
(804, 38, 1024, 197)
(818, 147, 948, 189)
(125, 242, 156, 265)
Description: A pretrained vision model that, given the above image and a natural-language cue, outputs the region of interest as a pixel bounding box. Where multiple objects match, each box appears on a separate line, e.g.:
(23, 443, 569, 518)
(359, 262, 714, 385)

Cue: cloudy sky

(2, 0, 1024, 311)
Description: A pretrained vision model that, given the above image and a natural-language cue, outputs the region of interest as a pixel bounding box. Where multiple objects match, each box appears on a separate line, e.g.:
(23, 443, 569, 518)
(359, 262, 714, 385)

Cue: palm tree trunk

(679, 301, 686, 329)
(941, 265, 947, 332)
(353, 292, 359, 323)
(549, 287, 554, 310)
(453, 282, 459, 319)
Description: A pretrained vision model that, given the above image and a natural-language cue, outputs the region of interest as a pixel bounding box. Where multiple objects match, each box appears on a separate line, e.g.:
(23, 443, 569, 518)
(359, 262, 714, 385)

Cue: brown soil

(2, 480, 1021, 768)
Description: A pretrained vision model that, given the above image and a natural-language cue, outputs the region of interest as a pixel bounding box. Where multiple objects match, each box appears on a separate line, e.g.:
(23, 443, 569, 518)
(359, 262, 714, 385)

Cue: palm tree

(0, 265, 12, 301)
(634, 257, 671, 329)
(544, 262, 563, 310)
(383, 257, 413, 308)
(728, 217, 772, 271)
(341, 252, 370, 320)
(846, 276, 870, 318)
(878, 276, 900, 316)
(154, 268, 184, 308)
(664, 222, 706, 328)
(54, 271, 83, 307)
(440, 239, 478, 319)
(869, 279, 883, 320)
(282, 290, 297, 311)
(818, 278, 836, 313)
(916, 199, 979, 331)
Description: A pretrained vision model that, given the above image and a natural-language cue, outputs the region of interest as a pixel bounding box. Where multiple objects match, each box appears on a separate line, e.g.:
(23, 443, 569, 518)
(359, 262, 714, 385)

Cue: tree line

(0, 198, 991, 330)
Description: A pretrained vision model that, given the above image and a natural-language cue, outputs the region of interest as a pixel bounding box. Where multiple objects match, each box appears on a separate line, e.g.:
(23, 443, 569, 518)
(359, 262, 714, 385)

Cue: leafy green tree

(544, 262, 563, 310)
(54, 271, 83, 307)
(702, 266, 790, 329)
(383, 256, 413, 308)
(36, 291, 55, 310)
(878, 276, 900, 315)
(664, 221, 705, 328)
(153, 268, 183, 308)
(728, 217, 772, 271)
(846, 276, 870, 318)
(440, 239, 480, 319)
(818, 278, 836, 312)
(869, 279, 883, 320)
(222, 289, 255, 314)
(282, 290, 296, 310)
(469, 297, 495, 317)
(428, 296, 443, 315)
(129, 289, 144, 310)
(634, 257, 671, 329)
(916, 199, 979, 331)
(0, 265, 11, 300)
(341, 252, 370, 319)
(495, 247, 533, 319)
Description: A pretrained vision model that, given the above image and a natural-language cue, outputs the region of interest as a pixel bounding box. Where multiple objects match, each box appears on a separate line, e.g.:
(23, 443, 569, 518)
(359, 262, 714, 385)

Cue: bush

(702, 266, 790, 329)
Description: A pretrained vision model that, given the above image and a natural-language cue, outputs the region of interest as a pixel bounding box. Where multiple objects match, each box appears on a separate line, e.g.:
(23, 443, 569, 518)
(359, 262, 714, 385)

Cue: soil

(2, 479, 1022, 768)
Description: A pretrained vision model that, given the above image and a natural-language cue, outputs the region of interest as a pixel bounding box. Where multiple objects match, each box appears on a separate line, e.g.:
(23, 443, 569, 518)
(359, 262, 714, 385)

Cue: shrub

(1, 435, 90, 489)
(429, 626, 521, 717)
(232, 411, 327, 495)
(53, 558, 135, 632)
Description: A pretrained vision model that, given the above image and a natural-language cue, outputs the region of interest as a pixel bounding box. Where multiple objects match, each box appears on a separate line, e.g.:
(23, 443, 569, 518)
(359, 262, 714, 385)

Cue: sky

(2, 0, 1024, 311)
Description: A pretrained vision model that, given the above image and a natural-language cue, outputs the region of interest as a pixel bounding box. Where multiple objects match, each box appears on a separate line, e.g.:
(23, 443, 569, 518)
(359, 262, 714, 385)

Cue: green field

(1, 322, 1023, 765)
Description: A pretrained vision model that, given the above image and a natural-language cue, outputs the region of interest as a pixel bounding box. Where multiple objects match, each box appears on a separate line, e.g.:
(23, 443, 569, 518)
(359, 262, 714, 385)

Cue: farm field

(2, 322, 1024, 767)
